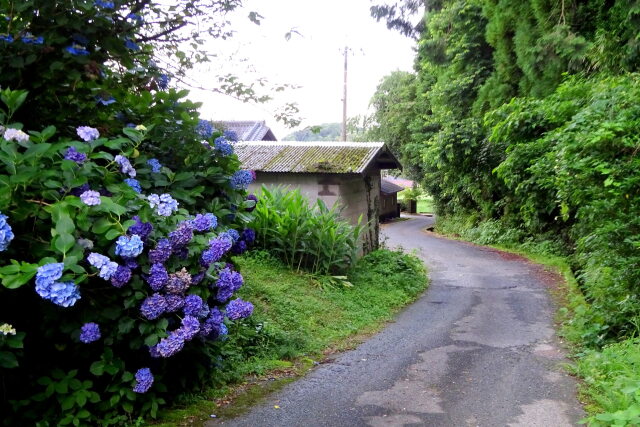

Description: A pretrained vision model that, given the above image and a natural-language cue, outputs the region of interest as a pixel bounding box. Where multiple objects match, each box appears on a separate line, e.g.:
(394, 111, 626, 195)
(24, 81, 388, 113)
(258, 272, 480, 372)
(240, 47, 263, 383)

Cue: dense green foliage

(370, 1, 640, 420)
(250, 187, 362, 276)
(158, 249, 428, 424)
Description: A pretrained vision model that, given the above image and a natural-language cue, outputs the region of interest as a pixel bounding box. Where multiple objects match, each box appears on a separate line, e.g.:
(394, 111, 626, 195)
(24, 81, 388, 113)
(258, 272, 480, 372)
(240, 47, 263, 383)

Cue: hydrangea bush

(0, 91, 258, 425)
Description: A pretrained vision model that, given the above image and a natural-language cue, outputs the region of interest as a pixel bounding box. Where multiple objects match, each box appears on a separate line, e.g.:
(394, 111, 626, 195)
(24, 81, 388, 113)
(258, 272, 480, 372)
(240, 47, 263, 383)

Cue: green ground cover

(154, 248, 428, 425)
(417, 197, 434, 214)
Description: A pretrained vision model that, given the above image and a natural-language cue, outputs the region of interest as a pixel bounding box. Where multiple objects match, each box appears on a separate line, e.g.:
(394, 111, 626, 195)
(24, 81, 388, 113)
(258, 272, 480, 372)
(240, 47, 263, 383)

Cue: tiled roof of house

(216, 120, 277, 141)
(381, 178, 405, 195)
(235, 141, 401, 174)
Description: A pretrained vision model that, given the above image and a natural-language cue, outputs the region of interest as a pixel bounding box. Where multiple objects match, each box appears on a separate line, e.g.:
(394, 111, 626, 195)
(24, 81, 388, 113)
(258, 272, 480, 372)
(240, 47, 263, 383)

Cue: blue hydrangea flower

(127, 13, 143, 22)
(35, 264, 81, 307)
(191, 271, 205, 285)
(199, 307, 224, 338)
(231, 240, 248, 255)
(147, 193, 179, 216)
(80, 190, 101, 206)
(124, 178, 141, 193)
(225, 298, 254, 320)
(128, 216, 153, 241)
(229, 170, 254, 190)
(169, 223, 193, 249)
(133, 368, 154, 393)
(0, 34, 13, 43)
(165, 294, 185, 312)
(215, 268, 244, 302)
(114, 155, 136, 178)
(193, 213, 217, 232)
(124, 38, 140, 51)
(79, 322, 101, 343)
(65, 44, 89, 56)
(35, 263, 64, 290)
(146, 263, 168, 291)
(183, 294, 204, 317)
(46, 281, 81, 307)
(115, 235, 144, 258)
(176, 315, 200, 341)
(110, 265, 132, 288)
(157, 74, 169, 90)
(87, 252, 118, 280)
(140, 293, 167, 320)
(94, 0, 114, 9)
(0, 212, 15, 252)
(21, 33, 44, 45)
(64, 146, 87, 164)
(200, 236, 232, 267)
(148, 238, 172, 264)
(156, 332, 184, 357)
(147, 158, 162, 173)
(214, 137, 234, 156)
(224, 130, 238, 142)
(219, 229, 240, 243)
(76, 126, 99, 141)
(96, 95, 116, 106)
(196, 119, 215, 139)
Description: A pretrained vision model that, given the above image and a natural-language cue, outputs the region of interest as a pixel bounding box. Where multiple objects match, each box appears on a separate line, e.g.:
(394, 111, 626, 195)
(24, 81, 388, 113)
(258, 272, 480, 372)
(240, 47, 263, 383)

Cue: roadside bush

(250, 186, 363, 276)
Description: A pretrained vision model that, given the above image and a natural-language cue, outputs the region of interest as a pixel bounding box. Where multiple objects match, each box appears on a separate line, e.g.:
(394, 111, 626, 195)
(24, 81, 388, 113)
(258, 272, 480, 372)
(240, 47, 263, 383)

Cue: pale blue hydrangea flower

(115, 235, 144, 258)
(76, 126, 99, 141)
(80, 190, 101, 206)
(0, 212, 14, 251)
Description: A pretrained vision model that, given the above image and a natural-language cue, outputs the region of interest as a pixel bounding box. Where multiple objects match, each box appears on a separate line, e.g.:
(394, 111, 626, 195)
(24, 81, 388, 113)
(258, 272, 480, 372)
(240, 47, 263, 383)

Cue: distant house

(235, 141, 402, 253)
(216, 120, 277, 141)
(380, 179, 404, 221)
(384, 177, 414, 189)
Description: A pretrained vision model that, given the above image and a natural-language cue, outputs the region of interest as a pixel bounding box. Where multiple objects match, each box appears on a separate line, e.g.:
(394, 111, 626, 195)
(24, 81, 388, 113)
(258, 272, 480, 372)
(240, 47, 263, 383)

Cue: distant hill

(283, 123, 341, 141)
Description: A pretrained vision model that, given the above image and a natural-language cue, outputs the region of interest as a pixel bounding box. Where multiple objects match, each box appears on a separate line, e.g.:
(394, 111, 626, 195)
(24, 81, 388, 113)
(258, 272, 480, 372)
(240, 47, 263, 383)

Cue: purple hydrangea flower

(114, 155, 136, 178)
(76, 126, 99, 141)
(191, 271, 205, 285)
(169, 222, 193, 249)
(64, 147, 87, 164)
(147, 193, 179, 216)
(80, 190, 101, 206)
(140, 293, 167, 320)
(133, 368, 154, 393)
(146, 263, 168, 291)
(149, 238, 172, 264)
(176, 315, 200, 341)
(215, 268, 244, 302)
(245, 194, 258, 212)
(220, 229, 240, 243)
(70, 183, 90, 197)
(214, 137, 234, 156)
(156, 332, 184, 357)
(230, 170, 254, 190)
(193, 213, 217, 232)
(225, 298, 254, 320)
(200, 236, 233, 267)
(165, 294, 185, 312)
(123, 258, 139, 270)
(199, 307, 225, 338)
(242, 228, 256, 244)
(231, 240, 247, 255)
(148, 345, 161, 358)
(196, 120, 215, 139)
(110, 265, 132, 288)
(124, 178, 142, 193)
(0, 212, 14, 252)
(128, 216, 153, 241)
(147, 158, 162, 173)
(79, 322, 101, 343)
(115, 234, 144, 258)
(183, 294, 204, 317)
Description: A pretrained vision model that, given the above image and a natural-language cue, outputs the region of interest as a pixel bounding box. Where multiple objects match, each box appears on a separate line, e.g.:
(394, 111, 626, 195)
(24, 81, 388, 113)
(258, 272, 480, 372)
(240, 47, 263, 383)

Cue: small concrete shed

(235, 141, 401, 253)
(380, 178, 404, 221)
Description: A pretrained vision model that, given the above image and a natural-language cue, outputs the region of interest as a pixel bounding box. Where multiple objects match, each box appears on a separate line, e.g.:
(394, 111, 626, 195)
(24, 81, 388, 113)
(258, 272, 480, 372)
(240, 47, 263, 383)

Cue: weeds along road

(208, 215, 584, 426)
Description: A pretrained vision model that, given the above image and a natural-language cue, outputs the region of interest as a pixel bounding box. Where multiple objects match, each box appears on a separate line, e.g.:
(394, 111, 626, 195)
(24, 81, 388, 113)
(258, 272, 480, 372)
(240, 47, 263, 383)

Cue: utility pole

(341, 45, 348, 142)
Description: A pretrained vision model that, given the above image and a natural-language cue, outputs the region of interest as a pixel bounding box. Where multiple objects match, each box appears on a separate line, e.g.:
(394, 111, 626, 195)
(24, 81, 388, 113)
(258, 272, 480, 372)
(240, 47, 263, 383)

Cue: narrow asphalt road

(209, 215, 584, 426)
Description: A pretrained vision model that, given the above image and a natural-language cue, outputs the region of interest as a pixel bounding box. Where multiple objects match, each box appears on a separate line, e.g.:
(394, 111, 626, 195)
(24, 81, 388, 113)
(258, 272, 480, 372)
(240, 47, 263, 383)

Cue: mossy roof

(235, 141, 401, 174)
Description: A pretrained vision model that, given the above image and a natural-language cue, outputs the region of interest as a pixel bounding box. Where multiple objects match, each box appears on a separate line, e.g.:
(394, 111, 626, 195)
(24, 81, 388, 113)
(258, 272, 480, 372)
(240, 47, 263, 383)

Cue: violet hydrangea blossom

(140, 293, 167, 320)
(79, 322, 101, 343)
(225, 298, 254, 320)
(64, 146, 87, 164)
(114, 155, 136, 177)
(133, 368, 154, 393)
(148, 238, 172, 263)
(146, 263, 168, 291)
(76, 126, 99, 141)
(0, 212, 14, 252)
(147, 194, 179, 217)
(80, 190, 101, 206)
(147, 158, 162, 173)
(87, 252, 119, 280)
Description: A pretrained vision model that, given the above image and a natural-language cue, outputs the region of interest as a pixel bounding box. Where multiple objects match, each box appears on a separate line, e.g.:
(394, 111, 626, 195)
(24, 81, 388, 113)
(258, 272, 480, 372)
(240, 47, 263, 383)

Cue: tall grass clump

(250, 186, 363, 275)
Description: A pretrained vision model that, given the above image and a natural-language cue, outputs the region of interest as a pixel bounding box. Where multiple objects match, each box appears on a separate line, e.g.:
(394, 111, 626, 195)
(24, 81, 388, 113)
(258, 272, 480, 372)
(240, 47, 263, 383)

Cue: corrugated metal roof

(381, 179, 405, 194)
(235, 141, 401, 174)
(215, 120, 277, 141)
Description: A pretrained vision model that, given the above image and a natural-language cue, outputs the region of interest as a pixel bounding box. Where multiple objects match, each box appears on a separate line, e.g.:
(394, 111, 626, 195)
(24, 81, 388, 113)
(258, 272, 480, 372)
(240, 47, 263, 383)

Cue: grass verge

(434, 215, 640, 426)
(151, 248, 428, 426)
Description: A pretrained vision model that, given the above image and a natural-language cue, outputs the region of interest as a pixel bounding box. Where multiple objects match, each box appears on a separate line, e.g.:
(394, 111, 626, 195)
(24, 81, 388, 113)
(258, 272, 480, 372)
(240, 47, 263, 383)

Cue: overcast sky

(186, 0, 417, 139)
